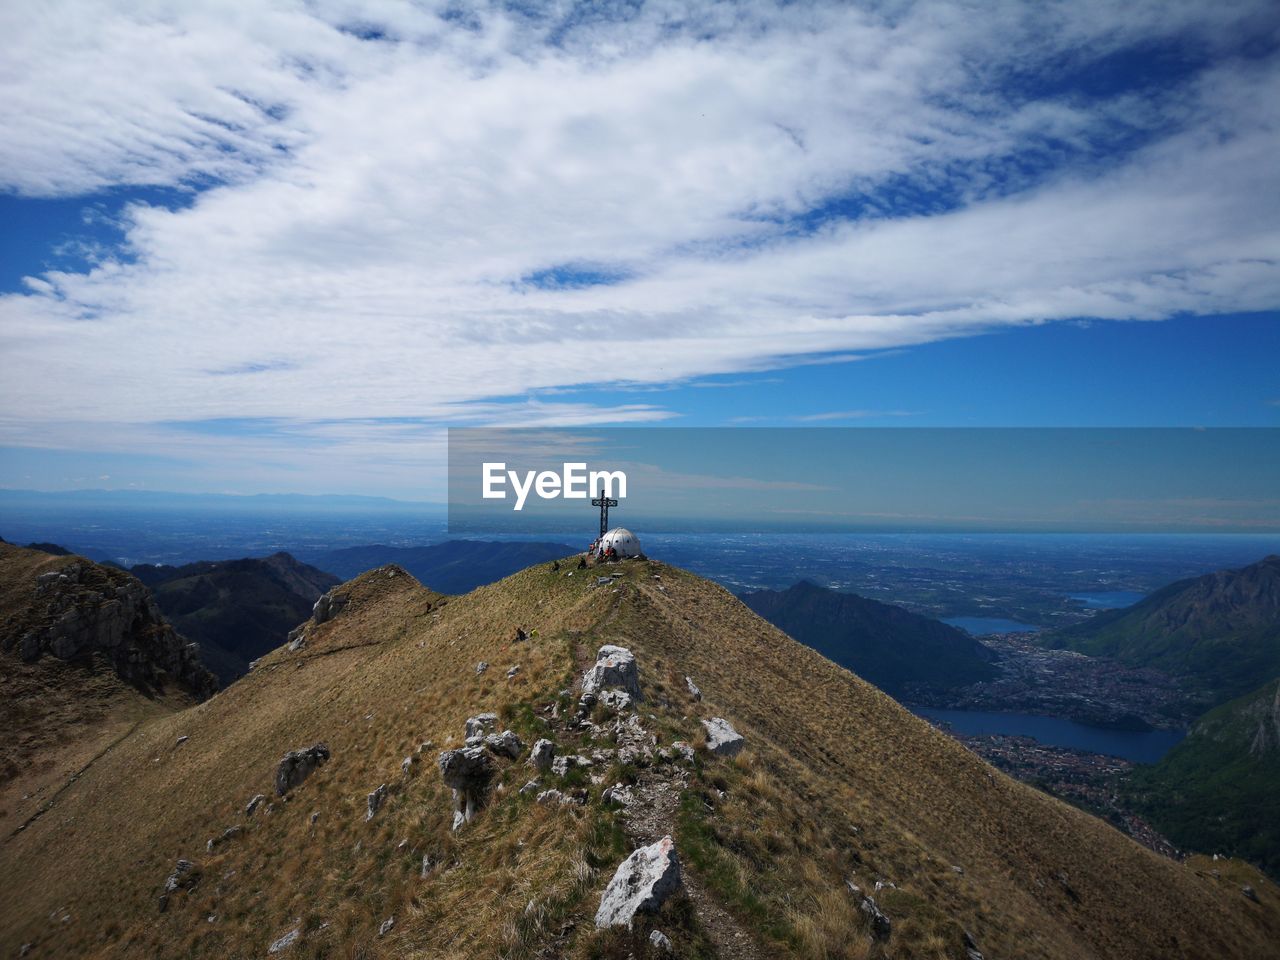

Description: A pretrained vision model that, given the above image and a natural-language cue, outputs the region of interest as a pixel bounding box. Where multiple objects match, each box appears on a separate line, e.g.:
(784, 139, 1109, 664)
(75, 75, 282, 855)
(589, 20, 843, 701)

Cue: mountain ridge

(739, 579, 997, 694)
(1048, 554, 1280, 706)
(1, 556, 1276, 958)
(128, 552, 340, 683)
(1127, 676, 1280, 878)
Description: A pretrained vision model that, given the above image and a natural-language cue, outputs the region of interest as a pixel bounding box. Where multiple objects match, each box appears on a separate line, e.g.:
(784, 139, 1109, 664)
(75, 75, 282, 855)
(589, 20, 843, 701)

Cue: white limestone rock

(701, 717, 745, 757)
(530, 738, 556, 772)
(594, 835, 682, 928)
(581, 645, 642, 700)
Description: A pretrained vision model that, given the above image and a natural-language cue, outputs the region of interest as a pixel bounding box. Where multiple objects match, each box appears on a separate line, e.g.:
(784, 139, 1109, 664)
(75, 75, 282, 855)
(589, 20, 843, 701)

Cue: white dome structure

(597, 527, 642, 558)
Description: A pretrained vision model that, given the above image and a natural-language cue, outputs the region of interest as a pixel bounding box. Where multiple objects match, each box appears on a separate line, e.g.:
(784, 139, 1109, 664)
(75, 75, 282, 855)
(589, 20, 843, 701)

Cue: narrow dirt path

(620, 767, 771, 960)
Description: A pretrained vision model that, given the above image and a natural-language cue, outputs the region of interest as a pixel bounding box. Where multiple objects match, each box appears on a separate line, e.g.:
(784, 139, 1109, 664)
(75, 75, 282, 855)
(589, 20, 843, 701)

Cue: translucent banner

(447, 428, 1280, 535)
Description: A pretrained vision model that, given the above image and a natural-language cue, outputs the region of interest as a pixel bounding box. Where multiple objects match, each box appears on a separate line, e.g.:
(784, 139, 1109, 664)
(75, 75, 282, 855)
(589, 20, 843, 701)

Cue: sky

(1, 0, 1278, 500)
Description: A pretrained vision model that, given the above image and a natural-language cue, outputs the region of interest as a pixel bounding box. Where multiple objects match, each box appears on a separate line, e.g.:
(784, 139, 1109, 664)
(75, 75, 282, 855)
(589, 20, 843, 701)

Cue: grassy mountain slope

(0, 543, 210, 841)
(307, 539, 576, 594)
(130, 553, 340, 684)
(1, 558, 1276, 959)
(1127, 677, 1280, 879)
(740, 580, 996, 694)
(1048, 555, 1280, 706)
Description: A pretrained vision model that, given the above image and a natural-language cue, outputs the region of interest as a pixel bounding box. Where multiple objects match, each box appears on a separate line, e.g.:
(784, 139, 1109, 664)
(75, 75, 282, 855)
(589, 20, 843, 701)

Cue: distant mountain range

(305, 540, 576, 594)
(1049, 555, 1280, 706)
(129, 553, 340, 684)
(739, 580, 998, 695)
(1127, 677, 1280, 878)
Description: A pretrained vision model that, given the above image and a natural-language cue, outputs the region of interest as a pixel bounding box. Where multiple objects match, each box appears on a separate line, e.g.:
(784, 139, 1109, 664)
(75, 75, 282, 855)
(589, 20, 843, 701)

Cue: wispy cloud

(0, 1, 1277, 493)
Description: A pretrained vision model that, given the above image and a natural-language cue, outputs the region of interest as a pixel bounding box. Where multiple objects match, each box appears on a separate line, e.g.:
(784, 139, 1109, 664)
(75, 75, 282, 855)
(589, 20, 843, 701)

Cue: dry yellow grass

(0, 555, 1277, 959)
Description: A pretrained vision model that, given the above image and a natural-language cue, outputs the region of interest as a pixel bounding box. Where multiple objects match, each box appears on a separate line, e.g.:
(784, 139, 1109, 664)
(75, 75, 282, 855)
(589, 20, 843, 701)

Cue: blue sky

(1, 1, 1278, 500)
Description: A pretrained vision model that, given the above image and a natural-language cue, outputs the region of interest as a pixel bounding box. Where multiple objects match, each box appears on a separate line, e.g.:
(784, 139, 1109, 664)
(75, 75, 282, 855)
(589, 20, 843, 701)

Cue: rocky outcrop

(439, 746, 493, 830)
(365, 783, 387, 821)
(582, 644, 642, 700)
(702, 717, 745, 757)
(551, 754, 592, 777)
(595, 835, 682, 928)
(685, 676, 702, 701)
(600, 689, 633, 712)
(245, 794, 266, 817)
(602, 783, 636, 807)
(485, 730, 523, 759)
(158, 859, 201, 912)
(465, 713, 498, 741)
(8, 558, 216, 698)
(268, 927, 301, 953)
(275, 743, 331, 796)
(163, 859, 201, 893)
(530, 738, 555, 771)
(206, 825, 241, 852)
(310, 589, 348, 625)
(860, 895, 891, 941)
(847, 880, 892, 942)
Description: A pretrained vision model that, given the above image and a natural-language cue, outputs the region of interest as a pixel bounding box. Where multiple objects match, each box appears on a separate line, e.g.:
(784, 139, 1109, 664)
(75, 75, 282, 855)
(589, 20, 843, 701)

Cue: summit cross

(591, 488, 618, 538)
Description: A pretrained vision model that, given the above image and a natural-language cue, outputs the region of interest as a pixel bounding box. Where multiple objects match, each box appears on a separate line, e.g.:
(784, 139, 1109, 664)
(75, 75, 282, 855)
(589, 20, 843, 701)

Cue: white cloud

(0, 0, 1277, 493)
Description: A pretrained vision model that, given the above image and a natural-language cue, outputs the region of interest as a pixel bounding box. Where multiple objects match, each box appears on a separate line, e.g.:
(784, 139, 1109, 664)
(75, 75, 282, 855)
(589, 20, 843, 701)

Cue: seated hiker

(577, 555, 588, 569)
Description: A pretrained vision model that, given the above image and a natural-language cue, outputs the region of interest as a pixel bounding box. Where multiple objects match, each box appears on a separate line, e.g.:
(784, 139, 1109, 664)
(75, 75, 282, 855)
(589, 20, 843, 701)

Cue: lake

(913, 707, 1184, 763)
(1068, 590, 1146, 609)
(942, 616, 1039, 635)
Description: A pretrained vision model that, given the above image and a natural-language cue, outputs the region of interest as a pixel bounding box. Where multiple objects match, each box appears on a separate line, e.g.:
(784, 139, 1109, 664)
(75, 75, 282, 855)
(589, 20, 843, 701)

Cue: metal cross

(591, 487, 618, 538)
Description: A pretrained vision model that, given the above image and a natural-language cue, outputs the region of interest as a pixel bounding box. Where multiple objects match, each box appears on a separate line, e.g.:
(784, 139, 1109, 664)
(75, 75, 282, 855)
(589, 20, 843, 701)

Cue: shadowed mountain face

(1, 557, 1276, 959)
(1049, 555, 1280, 706)
(0, 543, 216, 700)
(1128, 677, 1280, 879)
(0, 543, 215, 837)
(306, 539, 575, 594)
(129, 553, 340, 685)
(739, 580, 997, 695)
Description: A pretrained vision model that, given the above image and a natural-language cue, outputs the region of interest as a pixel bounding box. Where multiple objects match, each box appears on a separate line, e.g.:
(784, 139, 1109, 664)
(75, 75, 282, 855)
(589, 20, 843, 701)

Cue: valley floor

(905, 633, 1190, 729)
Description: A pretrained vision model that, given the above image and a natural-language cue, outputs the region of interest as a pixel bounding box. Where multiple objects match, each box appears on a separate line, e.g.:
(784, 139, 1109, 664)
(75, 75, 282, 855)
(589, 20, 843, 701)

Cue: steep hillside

(740, 580, 997, 695)
(307, 539, 576, 593)
(1048, 555, 1280, 706)
(0, 542, 215, 841)
(130, 553, 340, 684)
(1127, 677, 1280, 878)
(1, 557, 1277, 960)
